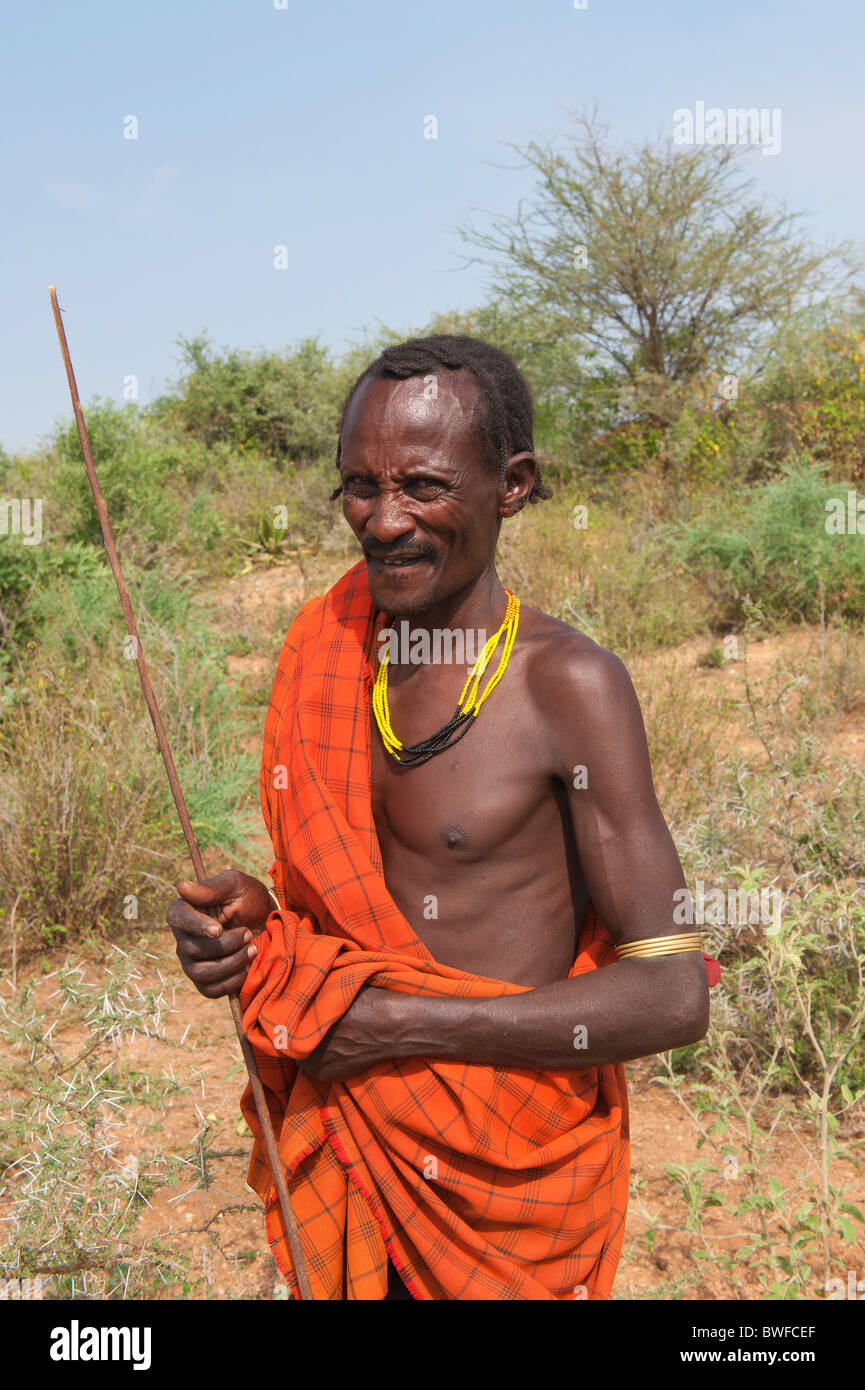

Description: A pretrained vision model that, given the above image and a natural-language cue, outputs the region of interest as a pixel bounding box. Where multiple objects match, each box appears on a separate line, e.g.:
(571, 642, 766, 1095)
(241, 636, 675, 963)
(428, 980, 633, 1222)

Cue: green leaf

(737, 1194, 770, 1213)
(838, 1216, 856, 1244)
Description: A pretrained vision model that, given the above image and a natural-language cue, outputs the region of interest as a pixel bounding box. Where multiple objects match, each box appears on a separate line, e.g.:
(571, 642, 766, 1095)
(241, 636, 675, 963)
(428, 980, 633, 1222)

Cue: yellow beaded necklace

(372, 590, 520, 767)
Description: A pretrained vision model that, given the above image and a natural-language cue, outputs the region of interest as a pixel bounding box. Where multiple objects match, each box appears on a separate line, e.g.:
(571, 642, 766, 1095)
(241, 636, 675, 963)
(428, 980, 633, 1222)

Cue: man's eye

(407, 478, 446, 496)
(343, 477, 376, 495)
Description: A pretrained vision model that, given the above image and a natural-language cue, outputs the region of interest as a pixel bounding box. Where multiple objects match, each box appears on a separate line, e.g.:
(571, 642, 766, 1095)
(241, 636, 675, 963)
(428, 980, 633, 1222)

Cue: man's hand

(298, 985, 398, 1083)
(167, 869, 273, 999)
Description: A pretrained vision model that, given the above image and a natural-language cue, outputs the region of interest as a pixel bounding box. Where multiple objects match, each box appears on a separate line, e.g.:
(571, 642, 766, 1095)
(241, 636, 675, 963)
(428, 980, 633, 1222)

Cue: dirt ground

(92, 931, 860, 1302)
(142, 582, 865, 1300)
(6, 562, 863, 1300)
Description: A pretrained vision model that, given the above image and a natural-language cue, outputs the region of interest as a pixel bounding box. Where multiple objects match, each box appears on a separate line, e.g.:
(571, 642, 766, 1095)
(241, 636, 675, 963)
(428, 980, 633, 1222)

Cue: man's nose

(363, 492, 415, 544)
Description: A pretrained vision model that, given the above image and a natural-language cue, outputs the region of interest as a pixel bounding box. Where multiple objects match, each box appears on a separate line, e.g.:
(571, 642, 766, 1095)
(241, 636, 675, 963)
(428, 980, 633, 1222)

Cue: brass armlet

(616, 932, 703, 960)
(266, 886, 281, 912)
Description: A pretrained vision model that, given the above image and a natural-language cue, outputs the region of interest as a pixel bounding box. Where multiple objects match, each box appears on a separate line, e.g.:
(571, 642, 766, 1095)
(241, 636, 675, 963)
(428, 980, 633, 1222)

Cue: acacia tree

(460, 112, 860, 425)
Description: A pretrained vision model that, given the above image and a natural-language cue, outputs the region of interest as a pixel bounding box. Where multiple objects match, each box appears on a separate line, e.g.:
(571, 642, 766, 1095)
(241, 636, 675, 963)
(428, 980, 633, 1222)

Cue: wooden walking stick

(48, 286, 314, 1302)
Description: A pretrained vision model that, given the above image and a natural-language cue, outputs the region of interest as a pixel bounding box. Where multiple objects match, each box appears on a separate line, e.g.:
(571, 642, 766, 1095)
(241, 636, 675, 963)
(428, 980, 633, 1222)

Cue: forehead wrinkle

(342, 372, 485, 470)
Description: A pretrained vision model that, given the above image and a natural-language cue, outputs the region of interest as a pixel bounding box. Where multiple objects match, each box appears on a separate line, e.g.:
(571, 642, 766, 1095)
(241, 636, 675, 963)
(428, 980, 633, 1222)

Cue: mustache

(363, 544, 435, 562)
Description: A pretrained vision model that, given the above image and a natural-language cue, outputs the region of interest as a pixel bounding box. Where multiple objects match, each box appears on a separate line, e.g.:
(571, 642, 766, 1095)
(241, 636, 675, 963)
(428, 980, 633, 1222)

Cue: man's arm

(302, 946, 707, 1082)
(301, 638, 709, 1082)
(383, 952, 707, 1070)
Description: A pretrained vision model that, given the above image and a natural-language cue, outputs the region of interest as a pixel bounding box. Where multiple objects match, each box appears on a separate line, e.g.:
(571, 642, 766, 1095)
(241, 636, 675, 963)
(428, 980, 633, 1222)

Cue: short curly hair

(331, 334, 552, 504)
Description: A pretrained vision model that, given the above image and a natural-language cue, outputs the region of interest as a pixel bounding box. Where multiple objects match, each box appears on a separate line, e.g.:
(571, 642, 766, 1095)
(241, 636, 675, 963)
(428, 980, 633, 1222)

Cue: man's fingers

(177, 925, 251, 962)
(176, 871, 240, 909)
(180, 943, 255, 989)
(166, 897, 223, 939)
(197, 969, 252, 1000)
(168, 870, 270, 1000)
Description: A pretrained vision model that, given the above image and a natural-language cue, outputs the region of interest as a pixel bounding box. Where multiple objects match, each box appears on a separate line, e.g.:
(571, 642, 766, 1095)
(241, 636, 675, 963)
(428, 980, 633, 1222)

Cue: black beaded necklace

(371, 591, 520, 768)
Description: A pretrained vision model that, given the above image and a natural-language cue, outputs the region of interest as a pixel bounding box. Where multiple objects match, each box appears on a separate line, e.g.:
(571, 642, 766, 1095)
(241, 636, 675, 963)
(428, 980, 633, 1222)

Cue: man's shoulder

(277, 593, 327, 659)
(280, 561, 369, 647)
(519, 606, 638, 732)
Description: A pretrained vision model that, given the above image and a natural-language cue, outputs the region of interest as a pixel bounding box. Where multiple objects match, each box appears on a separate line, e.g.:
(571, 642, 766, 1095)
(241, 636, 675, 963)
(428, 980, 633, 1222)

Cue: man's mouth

(368, 554, 430, 569)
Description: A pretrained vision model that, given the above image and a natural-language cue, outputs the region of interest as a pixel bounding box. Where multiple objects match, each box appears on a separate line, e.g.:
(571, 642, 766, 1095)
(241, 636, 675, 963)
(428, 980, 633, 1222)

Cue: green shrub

(750, 306, 865, 481)
(0, 540, 106, 677)
(666, 459, 865, 629)
(0, 565, 259, 947)
(151, 335, 349, 465)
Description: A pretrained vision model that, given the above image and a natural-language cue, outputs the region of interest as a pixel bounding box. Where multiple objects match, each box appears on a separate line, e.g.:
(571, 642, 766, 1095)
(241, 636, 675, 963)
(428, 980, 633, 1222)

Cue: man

(167, 335, 714, 1301)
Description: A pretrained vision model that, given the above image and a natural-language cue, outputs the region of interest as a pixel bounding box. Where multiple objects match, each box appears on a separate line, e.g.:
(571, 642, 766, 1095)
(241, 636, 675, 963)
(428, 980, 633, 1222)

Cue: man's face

(338, 371, 503, 616)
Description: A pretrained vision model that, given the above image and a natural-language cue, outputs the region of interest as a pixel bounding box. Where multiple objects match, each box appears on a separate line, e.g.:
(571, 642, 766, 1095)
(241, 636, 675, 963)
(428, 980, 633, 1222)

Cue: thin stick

(48, 286, 313, 1302)
(10, 891, 21, 992)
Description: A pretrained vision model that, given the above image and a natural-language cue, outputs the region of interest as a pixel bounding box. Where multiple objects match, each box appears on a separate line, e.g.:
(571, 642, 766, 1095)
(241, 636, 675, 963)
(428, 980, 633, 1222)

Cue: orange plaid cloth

(238, 560, 630, 1300)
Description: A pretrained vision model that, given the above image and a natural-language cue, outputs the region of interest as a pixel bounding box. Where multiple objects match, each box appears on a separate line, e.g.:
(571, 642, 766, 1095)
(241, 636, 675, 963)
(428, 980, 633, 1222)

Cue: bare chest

(368, 659, 552, 863)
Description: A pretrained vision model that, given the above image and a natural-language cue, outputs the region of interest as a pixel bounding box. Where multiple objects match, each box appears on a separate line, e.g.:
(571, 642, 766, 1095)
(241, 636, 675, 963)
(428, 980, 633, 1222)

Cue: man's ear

(499, 451, 537, 516)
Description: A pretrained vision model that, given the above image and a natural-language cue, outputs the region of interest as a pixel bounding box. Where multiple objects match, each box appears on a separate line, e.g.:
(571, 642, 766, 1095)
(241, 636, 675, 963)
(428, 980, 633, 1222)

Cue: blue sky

(2, 0, 862, 453)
